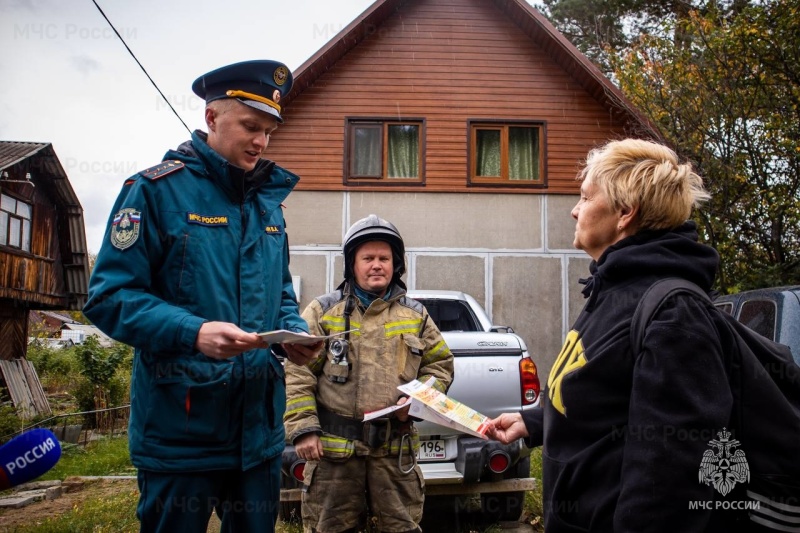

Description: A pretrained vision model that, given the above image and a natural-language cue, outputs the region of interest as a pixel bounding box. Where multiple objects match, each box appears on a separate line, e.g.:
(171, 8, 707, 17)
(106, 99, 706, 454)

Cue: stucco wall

(285, 190, 587, 387)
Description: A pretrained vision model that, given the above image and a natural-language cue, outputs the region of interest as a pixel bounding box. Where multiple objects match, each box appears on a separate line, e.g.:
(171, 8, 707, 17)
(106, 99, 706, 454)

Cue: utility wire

(91, 0, 192, 135)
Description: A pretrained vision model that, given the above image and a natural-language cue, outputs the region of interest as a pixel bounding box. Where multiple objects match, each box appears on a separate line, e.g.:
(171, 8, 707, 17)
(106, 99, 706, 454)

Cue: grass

(1, 437, 544, 533)
(5, 484, 141, 533)
(40, 435, 135, 480)
(527, 447, 544, 531)
(0, 436, 138, 533)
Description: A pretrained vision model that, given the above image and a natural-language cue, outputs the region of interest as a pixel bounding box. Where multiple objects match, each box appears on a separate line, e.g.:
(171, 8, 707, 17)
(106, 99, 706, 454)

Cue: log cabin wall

(0, 306, 27, 361)
(0, 181, 69, 309)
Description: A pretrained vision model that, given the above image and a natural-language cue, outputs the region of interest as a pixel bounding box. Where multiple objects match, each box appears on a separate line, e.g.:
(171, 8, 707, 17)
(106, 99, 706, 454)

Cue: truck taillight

(488, 450, 511, 474)
(291, 460, 306, 482)
(519, 357, 540, 405)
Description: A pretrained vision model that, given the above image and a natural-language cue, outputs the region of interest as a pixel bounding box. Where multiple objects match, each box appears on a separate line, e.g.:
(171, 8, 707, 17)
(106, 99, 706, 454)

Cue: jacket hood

(581, 221, 719, 310)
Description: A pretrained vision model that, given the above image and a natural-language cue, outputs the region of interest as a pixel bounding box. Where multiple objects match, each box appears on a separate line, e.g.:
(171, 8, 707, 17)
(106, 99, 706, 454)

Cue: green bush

(72, 338, 132, 428)
(73, 375, 128, 421)
(27, 344, 80, 392)
(0, 403, 23, 444)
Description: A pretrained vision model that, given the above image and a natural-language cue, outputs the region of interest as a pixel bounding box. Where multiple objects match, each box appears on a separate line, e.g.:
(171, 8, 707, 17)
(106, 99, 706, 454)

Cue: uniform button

(261, 210, 266, 215)
(285, 178, 291, 183)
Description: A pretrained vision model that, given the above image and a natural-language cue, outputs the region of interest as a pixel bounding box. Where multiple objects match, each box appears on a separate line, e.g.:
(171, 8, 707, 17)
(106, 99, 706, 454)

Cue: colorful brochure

(363, 378, 491, 439)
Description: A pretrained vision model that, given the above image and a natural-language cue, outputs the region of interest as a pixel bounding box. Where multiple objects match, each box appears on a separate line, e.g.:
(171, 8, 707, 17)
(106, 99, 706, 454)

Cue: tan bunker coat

(284, 284, 454, 458)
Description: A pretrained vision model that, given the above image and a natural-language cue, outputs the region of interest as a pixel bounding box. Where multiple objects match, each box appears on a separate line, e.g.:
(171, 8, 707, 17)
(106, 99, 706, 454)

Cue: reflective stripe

(285, 405, 315, 417)
(388, 437, 420, 454)
(422, 340, 451, 365)
(320, 435, 351, 453)
(285, 396, 316, 418)
(321, 315, 361, 334)
(385, 319, 423, 337)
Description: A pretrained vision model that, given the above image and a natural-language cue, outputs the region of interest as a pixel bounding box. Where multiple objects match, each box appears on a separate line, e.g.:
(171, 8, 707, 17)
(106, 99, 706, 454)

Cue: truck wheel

(480, 455, 530, 522)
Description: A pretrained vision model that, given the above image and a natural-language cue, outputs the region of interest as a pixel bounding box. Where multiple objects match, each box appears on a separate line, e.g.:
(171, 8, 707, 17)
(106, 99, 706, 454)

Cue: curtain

(0, 211, 7, 246)
(509, 127, 538, 181)
(352, 126, 382, 177)
(387, 124, 419, 178)
(8, 217, 20, 247)
(476, 129, 501, 177)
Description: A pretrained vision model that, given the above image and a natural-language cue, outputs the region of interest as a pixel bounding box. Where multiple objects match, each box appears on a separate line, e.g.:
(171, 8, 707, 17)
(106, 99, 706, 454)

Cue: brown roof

(284, 0, 660, 139)
(0, 141, 49, 171)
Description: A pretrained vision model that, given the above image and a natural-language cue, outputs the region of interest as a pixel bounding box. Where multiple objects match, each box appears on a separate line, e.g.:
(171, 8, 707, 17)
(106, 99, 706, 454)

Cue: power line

(90, 0, 192, 135)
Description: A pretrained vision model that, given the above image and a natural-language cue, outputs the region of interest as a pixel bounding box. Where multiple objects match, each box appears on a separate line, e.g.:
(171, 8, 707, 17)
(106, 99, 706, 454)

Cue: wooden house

(28, 310, 79, 338)
(267, 0, 660, 373)
(0, 141, 90, 415)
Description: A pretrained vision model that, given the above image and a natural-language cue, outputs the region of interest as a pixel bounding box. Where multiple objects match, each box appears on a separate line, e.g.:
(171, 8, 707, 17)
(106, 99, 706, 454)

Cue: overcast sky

(1, 0, 541, 254)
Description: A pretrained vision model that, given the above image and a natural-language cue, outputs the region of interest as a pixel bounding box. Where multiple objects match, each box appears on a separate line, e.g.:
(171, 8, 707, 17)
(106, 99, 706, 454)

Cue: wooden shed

(0, 141, 90, 415)
(266, 0, 661, 374)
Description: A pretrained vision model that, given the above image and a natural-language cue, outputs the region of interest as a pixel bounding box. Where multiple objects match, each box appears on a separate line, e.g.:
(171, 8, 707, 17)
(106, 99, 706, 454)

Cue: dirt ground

(0, 478, 222, 533)
(0, 480, 536, 533)
(0, 478, 132, 532)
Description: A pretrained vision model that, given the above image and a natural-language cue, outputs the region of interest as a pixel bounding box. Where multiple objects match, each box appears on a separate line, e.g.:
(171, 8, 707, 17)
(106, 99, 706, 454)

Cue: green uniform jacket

(84, 131, 307, 472)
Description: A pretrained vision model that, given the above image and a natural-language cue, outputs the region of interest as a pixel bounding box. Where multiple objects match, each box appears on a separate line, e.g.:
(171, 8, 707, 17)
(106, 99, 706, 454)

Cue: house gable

(271, 0, 656, 194)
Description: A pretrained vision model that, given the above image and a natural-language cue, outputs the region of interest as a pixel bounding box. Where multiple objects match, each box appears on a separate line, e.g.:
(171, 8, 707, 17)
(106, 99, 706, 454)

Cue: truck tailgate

(416, 331, 525, 437)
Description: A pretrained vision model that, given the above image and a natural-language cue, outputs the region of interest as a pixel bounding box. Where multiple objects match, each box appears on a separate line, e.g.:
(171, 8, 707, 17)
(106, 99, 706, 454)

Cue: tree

(611, 0, 800, 290)
(539, 0, 751, 75)
(75, 336, 131, 429)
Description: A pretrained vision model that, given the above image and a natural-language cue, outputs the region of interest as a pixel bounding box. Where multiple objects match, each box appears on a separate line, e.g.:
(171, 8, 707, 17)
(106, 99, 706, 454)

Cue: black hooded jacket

(524, 222, 745, 532)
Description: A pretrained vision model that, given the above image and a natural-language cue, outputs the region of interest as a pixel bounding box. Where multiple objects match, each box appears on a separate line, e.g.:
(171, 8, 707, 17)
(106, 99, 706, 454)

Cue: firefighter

(284, 214, 454, 533)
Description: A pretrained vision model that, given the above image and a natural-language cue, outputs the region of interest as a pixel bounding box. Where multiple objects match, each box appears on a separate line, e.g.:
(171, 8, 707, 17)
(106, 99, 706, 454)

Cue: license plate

(417, 439, 446, 460)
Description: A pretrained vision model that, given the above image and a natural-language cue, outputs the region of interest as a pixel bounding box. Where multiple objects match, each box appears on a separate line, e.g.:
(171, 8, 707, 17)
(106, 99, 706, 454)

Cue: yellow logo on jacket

(547, 330, 586, 416)
(187, 213, 228, 226)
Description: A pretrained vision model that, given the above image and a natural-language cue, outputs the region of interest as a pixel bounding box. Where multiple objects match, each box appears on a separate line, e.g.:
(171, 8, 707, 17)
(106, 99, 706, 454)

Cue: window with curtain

(347, 119, 423, 184)
(469, 121, 545, 186)
(0, 192, 32, 252)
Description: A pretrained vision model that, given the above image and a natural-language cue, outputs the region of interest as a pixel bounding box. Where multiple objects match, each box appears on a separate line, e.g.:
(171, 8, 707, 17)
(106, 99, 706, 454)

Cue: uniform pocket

(268, 355, 286, 432)
(399, 334, 424, 381)
(144, 360, 234, 444)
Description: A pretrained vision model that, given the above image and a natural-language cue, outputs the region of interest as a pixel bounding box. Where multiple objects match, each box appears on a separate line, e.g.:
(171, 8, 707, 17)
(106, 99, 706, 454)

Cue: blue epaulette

(139, 160, 185, 180)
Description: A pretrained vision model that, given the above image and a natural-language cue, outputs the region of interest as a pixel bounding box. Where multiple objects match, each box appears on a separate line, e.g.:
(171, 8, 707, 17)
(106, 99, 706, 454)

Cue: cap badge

(274, 66, 288, 86)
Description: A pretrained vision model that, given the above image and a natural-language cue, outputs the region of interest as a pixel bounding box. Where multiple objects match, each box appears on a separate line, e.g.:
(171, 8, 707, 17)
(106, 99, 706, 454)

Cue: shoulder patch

(316, 290, 345, 313)
(139, 160, 184, 180)
(399, 296, 424, 314)
(110, 208, 142, 250)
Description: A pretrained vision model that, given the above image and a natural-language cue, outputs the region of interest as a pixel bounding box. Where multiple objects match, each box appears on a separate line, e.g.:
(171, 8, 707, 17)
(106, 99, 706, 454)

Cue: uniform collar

(168, 130, 299, 203)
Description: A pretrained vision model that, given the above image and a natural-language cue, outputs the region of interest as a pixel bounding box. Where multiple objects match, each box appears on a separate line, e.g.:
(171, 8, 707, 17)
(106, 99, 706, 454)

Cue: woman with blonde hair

(490, 139, 744, 531)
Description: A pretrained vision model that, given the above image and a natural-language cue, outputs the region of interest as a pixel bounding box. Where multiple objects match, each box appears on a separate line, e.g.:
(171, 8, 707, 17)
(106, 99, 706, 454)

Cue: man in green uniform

(85, 60, 321, 532)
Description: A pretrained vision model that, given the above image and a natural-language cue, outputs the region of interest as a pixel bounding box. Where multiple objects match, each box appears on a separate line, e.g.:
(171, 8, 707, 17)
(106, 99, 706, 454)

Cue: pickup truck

(713, 285, 800, 363)
(280, 290, 541, 523)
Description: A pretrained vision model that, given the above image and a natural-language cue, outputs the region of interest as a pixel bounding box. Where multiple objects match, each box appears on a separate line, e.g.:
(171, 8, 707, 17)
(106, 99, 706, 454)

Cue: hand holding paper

(363, 379, 491, 439)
